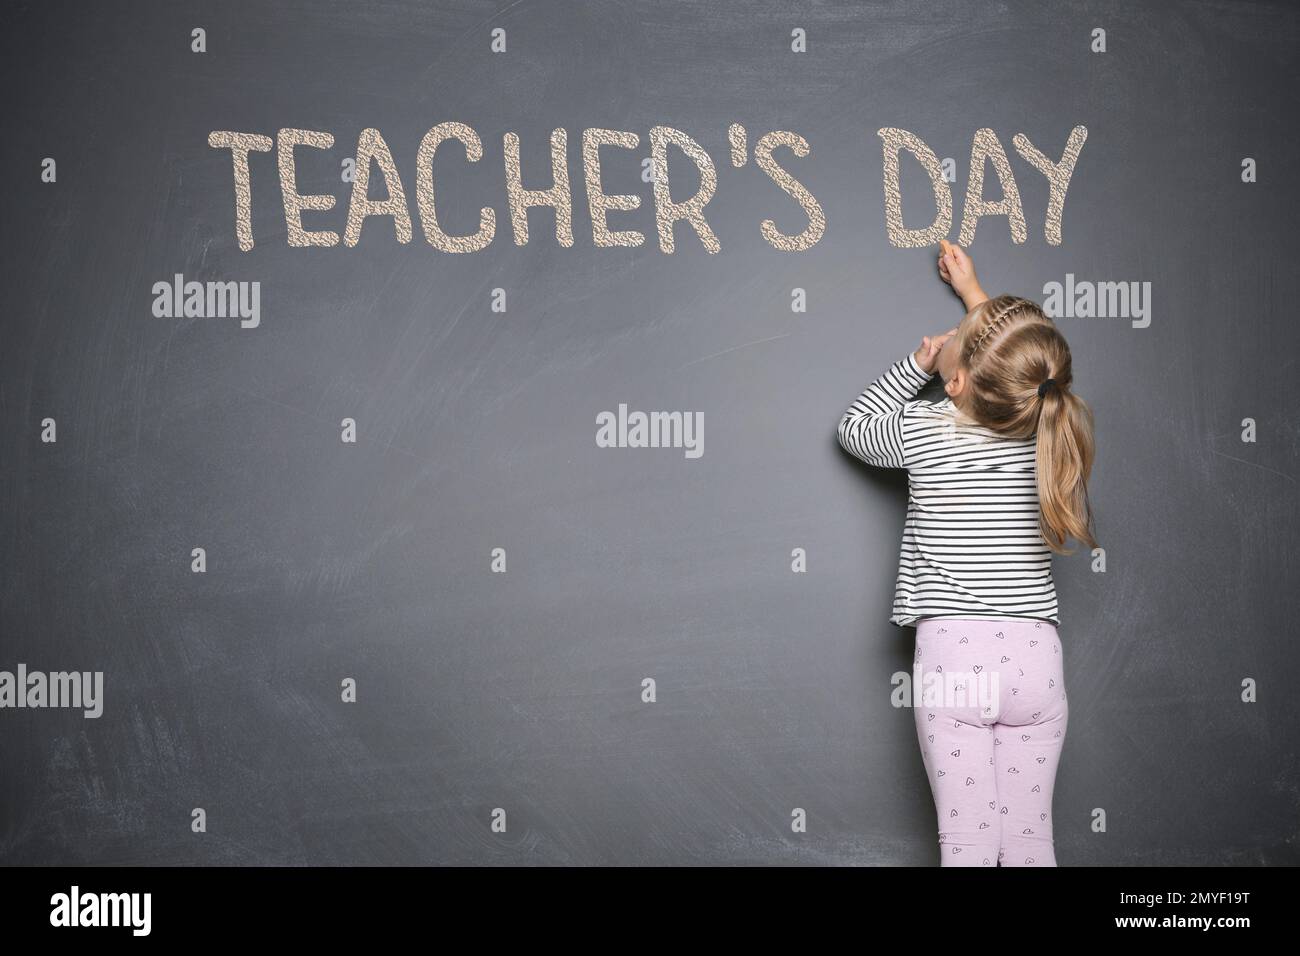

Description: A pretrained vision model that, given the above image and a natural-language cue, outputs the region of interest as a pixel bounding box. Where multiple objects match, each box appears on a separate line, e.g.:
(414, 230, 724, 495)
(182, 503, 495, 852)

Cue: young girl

(836, 241, 1097, 867)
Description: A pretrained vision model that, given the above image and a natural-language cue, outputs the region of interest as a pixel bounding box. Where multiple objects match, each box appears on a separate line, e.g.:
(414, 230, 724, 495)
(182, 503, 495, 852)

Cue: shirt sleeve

(837, 351, 934, 469)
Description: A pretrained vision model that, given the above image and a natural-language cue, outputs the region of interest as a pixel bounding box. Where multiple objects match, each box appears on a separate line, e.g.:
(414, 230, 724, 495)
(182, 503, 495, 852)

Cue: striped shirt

(837, 351, 1059, 628)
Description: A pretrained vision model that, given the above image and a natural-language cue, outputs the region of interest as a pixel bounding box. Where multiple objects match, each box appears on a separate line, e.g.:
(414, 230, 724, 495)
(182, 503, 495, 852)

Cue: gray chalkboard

(2, 0, 1297, 865)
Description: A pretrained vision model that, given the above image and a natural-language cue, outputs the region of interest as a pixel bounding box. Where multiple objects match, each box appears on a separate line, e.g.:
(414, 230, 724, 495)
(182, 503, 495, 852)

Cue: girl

(836, 241, 1098, 867)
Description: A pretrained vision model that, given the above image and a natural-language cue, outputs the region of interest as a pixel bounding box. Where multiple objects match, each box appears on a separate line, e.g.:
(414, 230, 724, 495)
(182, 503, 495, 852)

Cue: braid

(967, 299, 1023, 356)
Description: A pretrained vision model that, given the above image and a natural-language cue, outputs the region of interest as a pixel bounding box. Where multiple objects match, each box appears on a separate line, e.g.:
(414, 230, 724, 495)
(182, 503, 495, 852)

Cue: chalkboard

(2, 0, 1297, 866)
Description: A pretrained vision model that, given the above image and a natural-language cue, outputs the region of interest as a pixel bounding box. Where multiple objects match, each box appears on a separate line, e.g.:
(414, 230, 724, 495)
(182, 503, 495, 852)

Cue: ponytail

(1035, 386, 1098, 555)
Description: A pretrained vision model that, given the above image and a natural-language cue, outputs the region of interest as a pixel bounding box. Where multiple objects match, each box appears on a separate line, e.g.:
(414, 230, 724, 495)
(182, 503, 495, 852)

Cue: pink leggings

(913, 616, 1069, 866)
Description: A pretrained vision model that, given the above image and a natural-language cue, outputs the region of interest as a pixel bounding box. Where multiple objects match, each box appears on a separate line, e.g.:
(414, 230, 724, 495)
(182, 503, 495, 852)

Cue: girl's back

(900, 394, 1056, 627)
(838, 353, 1057, 627)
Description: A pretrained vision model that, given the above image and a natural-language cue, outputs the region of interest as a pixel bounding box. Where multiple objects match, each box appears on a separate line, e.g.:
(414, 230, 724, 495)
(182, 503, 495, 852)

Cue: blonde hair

(948, 295, 1098, 555)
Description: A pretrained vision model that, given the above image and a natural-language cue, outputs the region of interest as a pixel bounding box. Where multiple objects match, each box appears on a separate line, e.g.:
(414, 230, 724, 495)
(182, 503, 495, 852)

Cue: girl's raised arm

(836, 351, 934, 469)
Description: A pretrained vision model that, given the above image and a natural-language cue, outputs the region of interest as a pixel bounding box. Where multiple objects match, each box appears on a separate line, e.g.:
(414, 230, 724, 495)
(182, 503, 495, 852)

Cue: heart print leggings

(913, 616, 1069, 866)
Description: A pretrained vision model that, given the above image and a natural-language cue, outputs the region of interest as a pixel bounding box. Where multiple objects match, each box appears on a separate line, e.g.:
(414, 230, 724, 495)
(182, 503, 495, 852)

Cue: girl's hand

(914, 326, 959, 374)
(937, 240, 987, 307)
